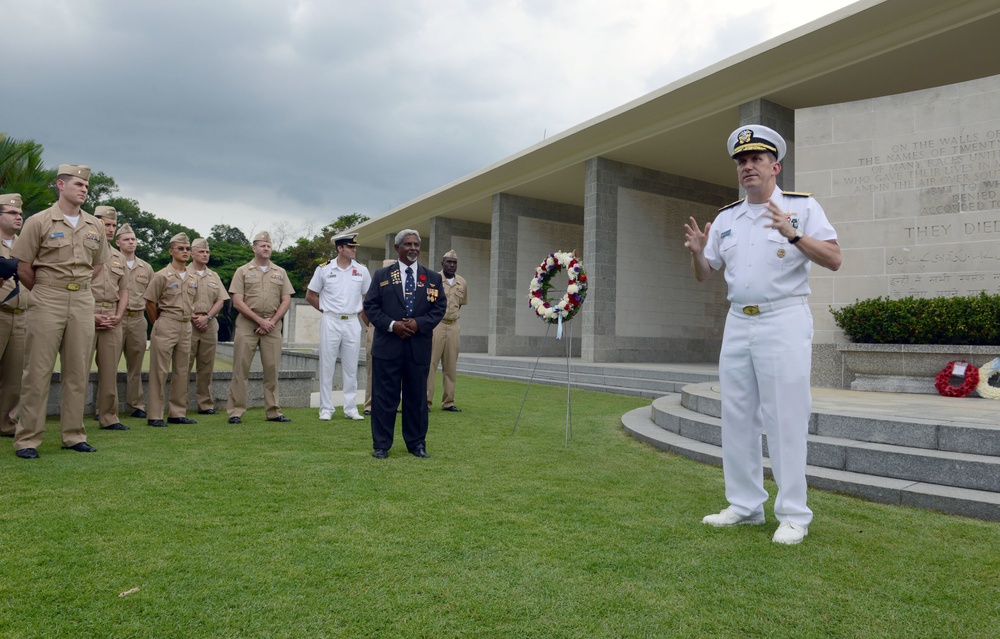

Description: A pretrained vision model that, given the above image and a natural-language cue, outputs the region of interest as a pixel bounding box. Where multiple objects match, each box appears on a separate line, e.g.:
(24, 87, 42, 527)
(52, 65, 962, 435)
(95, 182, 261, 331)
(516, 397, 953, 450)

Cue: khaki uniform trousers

(15, 284, 94, 450)
(189, 316, 219, 411)
(0, 309, 26, 436)
(147, 316, 192, 420)
(121, 311, 148, 412)
(363, 323, 375, 412)
(91, 307, 124, 426)
(427, 320, 460, 409)
(227, 313, 283, 419)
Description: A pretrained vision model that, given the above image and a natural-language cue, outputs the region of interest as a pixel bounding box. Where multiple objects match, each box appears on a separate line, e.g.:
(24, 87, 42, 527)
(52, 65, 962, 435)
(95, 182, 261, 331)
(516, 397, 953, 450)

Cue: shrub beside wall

(830, 293, 1000, 345)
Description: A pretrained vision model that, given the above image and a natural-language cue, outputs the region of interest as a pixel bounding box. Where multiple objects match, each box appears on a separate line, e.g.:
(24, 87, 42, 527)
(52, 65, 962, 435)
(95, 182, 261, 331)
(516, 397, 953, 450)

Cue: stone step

(651, 393, 1000, 494)
(679, 382, 1000, 456)
(623, 403, 1000, 522)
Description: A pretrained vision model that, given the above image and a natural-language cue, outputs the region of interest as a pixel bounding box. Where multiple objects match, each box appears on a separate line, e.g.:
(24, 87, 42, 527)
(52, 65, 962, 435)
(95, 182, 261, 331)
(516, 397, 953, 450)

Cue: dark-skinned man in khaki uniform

(0, 193, 29, 438)
(11, 164, 109, 459)
(91, 206, 129, 431)
(227, 231, 294, 424)
(143, 233, 197, 427)
(426, 249, 468, 412)
(115, 223, 154, 419)
(187, 237, 229, 415)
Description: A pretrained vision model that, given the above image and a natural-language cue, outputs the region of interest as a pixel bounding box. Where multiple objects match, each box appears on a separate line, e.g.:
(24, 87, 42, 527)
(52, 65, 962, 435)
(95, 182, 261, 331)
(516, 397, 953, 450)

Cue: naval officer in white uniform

(684, 125, 842, 545)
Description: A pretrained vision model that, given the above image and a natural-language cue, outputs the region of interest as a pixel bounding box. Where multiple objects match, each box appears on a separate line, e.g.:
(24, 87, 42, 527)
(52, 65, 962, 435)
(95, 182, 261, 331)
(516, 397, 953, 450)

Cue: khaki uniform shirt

(186, 263, 230, 313)
(0, 235, 29, 312)
(10, 204, 108, 281)
(144, 265, 196, 318)
(440, 273, 468, 322)
(123, 256, 154, 312)
(92, 247, 126, 305)
(229, 262, 294, 315)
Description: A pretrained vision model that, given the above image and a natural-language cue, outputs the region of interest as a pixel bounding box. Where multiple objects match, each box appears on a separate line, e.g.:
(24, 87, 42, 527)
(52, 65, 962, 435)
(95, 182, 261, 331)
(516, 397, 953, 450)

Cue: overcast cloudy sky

(2, 0, 855, 242)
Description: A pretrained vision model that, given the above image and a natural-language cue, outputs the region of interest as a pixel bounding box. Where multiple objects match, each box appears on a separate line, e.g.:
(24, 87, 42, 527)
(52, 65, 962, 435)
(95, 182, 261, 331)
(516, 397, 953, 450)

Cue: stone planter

(838, 343, 1000, 394)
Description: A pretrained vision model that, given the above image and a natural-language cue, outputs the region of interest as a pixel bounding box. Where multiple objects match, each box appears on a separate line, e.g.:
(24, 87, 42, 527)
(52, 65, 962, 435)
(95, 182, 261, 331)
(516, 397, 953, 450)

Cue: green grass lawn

(1, 375, 997, 638)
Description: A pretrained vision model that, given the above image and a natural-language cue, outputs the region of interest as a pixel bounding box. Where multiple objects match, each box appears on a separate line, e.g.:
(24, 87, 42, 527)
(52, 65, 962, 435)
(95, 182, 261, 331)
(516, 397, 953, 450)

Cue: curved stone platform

(623, 382, 1000, 522)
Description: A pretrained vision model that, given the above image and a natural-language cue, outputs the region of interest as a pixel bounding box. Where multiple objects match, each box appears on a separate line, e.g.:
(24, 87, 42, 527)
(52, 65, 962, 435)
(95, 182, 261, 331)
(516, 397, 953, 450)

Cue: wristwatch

(789, 228, 804, 244)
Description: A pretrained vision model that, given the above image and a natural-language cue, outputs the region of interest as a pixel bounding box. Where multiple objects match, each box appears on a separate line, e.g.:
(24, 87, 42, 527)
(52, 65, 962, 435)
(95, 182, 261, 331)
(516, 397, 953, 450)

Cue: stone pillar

(582, 157, 620, 362)
(489, 194, 521, 355)
(739, 98, 795, 191)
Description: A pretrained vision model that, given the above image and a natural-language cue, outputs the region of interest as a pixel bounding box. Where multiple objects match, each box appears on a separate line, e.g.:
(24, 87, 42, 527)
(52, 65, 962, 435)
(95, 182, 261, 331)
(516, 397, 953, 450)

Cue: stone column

(739, 98, 795, 191)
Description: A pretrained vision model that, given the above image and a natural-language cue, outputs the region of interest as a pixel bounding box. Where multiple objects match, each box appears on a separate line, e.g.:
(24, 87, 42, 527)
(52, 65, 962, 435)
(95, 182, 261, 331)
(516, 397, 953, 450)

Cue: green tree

(210, 224, 249, 245)
(83, 171, 120, 212)
(0, 133, 56, 214)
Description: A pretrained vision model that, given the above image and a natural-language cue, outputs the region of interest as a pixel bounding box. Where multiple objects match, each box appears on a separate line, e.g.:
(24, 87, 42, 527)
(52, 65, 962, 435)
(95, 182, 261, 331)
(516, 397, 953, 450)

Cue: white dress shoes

(319, 410, 333, 421)
(344, 411, 365, 421)
(702, 507, 765, 527)
(772, 521, 808, 545)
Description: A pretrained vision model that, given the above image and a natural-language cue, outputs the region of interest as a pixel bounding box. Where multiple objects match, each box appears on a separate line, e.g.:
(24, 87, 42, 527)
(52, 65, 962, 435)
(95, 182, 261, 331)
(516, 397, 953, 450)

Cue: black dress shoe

(266, 415, 292, 423)
(62, 442, 97, 452)
(1, 432, 14, 438)
(147, 419, 168, 427)
(100, 423, 130, 431)
(198, 409, 218, 415)
(228, 416, 242, 424)
(372, 448, 388, 459)
(442, 406, 462, 412)
(15, 447, 39, 459)
(363, 409, 371, 415)
(408, 444, 430, 458)
(167, 417, 197, 424)
(130, 409, 147, 419)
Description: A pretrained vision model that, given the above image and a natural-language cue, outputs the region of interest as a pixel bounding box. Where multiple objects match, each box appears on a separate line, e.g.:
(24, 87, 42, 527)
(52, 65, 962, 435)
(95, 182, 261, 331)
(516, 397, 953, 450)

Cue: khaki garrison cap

(253, 231, 271, 244)
(116, 223, 135, 238)
(443, 250, 458, 259)
(169, 232, 190, 246)
(727, 125, 786, 162)
(0, 193, 23, 210)
(57, 164, 91, 180)
(382, 259, 395, 267)
(191, 237, 209, 250)
(94, 206, 117, 221)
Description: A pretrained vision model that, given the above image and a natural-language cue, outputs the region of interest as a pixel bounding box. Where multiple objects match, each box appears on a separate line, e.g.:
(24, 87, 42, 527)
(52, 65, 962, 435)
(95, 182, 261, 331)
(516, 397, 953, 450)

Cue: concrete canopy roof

(353, 0, 1000, 249)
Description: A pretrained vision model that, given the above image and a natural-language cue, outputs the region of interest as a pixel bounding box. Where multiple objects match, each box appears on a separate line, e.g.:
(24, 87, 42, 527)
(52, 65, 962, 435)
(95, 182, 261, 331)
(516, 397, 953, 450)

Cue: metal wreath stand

(512, 251, 587, 447)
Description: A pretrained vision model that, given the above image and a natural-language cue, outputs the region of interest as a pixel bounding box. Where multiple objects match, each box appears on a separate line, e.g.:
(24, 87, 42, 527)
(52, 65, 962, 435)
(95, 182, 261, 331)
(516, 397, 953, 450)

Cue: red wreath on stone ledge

(934, 360, 980, 398)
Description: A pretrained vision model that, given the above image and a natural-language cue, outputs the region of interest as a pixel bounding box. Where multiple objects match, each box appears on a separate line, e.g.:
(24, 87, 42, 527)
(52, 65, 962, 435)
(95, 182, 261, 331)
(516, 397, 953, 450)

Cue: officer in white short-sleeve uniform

(684, 125, 842, 545)
(306, 232, 371, 421)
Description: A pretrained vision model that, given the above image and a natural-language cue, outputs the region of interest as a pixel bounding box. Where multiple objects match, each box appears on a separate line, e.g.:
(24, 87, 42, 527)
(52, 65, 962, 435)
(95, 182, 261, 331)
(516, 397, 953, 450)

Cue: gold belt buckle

(742, 305, 760, 316)
(339, 315, 349, 320)
(182, 317, 190, 322)
(66, 282, 81, 291)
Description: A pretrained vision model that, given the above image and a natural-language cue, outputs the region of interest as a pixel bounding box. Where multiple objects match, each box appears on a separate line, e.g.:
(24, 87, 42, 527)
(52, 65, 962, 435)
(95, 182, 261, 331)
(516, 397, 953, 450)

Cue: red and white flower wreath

(934, 360, 979, 398)
(527, 251, 588, 324)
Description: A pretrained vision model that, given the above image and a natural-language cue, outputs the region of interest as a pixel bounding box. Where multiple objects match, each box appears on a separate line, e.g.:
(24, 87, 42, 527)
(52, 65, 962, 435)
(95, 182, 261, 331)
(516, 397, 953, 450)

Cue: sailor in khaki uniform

(11, 164, 108, 459)
(0, 193, 29, 438)
(227, 231, 294, 424)
(91, 206, 129, 431)
(685, 125, 842, 545)
(143, 232, 197, 427)
(116, 223, 154, 419)
(187, 237, 229, 414)
(426, 249, 468, 412)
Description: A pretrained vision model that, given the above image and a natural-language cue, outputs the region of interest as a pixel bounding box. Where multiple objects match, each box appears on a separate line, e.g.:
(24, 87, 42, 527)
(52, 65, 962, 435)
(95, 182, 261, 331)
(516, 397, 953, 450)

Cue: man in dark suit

(363, 229, 447, 459)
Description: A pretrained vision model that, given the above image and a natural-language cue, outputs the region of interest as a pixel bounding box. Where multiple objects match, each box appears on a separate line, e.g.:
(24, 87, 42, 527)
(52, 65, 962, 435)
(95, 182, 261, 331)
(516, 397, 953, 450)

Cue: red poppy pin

(419, 274, 426, 281)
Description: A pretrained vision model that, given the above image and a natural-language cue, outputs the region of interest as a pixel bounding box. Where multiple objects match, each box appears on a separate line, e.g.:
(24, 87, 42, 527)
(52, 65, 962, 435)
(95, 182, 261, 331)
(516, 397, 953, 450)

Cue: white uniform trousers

(718, 299, 814, 527)
(318, 312, 362, 414)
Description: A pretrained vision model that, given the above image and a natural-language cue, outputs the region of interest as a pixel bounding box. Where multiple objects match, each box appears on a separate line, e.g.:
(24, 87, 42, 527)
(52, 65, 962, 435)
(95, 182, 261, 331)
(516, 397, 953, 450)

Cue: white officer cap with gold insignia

(332, 232, 359, 247)
(191, 237, 209, 250)
(56, 164, 92, 180)
(727, 125, 786, 162)
(253, 231, 271, 244)
(0, 193, 23, 212)
(169, 232, 190, 246)
(94, 206, 117, 221)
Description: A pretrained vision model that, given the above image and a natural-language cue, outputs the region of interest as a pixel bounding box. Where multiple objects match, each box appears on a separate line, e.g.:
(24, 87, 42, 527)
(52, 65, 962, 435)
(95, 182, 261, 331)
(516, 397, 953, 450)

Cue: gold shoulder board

(718, 198, 745, 212)
(784, 191, 814, 197)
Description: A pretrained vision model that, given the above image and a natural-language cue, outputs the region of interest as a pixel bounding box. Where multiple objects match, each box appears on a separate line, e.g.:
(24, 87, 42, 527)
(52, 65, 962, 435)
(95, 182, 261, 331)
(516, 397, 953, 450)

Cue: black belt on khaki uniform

(0, 306, 23, 315)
